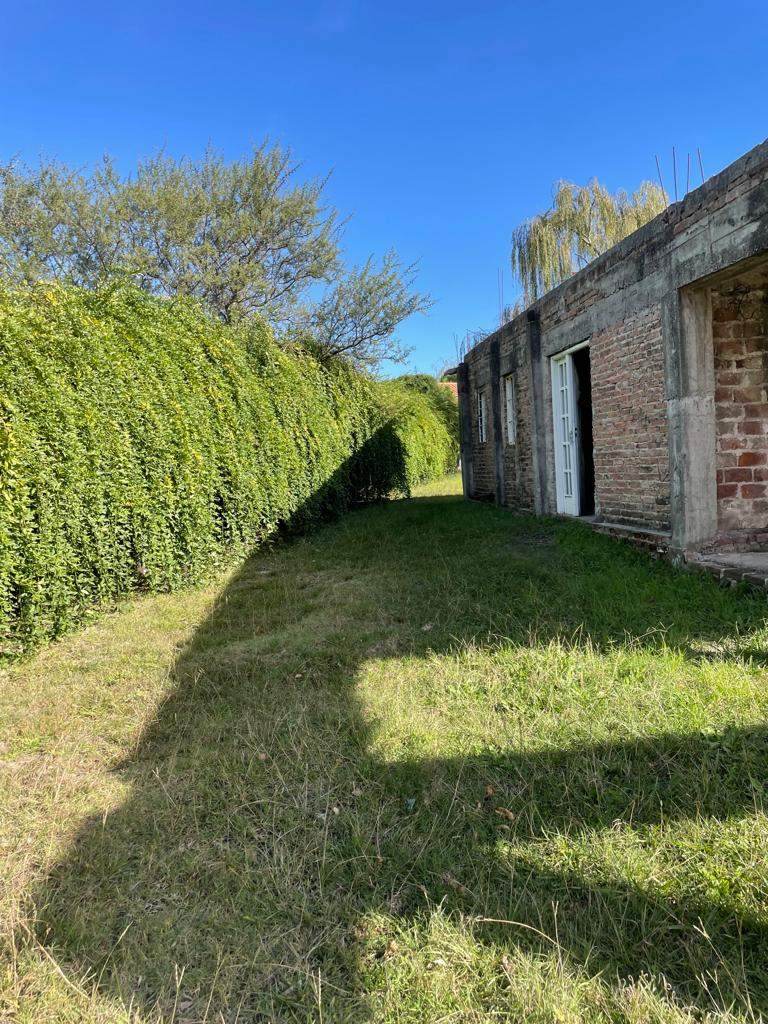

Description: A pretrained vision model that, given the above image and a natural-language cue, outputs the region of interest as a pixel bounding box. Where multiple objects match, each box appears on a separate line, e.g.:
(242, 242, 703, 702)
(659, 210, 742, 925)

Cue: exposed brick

(713, 265, 768, 535)
(588, 306, 669, 529)
(718, 341, 746, 356)
(733, 386, 765, 403)
(738, 451, 766, 466)
(465, 321, 535, 510)
(742, 483, 768, 499)
(724, 467, 753, 483)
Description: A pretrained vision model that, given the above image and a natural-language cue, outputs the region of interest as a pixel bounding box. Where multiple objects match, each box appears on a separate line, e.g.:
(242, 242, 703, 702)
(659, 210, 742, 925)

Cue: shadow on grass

(31, 481, 768, 1020)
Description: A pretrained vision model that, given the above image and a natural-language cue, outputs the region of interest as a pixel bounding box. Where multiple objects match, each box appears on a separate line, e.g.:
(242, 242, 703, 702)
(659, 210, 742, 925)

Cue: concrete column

(489, 336, 505, 505)
(456, 362, 474, 498)
(665, 287, 718, 552)
(526, 311, 548, 514)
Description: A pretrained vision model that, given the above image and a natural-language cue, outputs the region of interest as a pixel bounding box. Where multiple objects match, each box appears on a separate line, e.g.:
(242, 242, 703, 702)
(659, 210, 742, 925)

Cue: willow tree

(510, 178, 667, 303)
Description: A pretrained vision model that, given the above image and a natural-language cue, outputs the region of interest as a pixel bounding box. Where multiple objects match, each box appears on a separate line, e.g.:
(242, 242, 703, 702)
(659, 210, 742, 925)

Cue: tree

(295, 251, 432, 372)
(0, 146, 341, 324)
(510, 178, 667, 303)
(0, 149, 431, 370)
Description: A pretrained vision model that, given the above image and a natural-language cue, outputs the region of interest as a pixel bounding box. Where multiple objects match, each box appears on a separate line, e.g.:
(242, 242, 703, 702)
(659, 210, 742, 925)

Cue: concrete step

(590, 520, 671, 555)
(691, 551, 768, 591)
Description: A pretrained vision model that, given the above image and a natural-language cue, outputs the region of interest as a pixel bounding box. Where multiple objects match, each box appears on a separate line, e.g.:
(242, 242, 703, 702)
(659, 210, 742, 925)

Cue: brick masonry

(590, 306, 670, 529)
(500, 322, 536, 511)
(465, 344, 495, 499)
(467, 297, 673, 529)
(455, 137, 768, 553)
(464, 320, 536, 509)
(712, 265, 768, 540)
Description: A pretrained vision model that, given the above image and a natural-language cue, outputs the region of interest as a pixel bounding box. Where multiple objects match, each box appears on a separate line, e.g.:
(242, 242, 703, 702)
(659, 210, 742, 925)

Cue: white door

(551, 353, 581, 516)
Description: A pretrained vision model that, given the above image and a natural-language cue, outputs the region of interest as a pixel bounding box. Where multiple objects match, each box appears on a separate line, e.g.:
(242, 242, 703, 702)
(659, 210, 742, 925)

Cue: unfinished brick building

(453, 140, 768, 581)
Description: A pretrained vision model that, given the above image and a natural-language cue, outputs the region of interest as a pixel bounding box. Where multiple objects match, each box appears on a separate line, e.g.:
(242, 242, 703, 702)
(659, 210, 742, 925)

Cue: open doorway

(572, 346, 595, 516)
(551, 343, 595, 516)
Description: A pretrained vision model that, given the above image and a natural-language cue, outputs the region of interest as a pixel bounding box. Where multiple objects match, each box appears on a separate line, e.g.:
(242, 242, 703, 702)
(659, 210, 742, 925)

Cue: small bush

(0, 285, 455, 656)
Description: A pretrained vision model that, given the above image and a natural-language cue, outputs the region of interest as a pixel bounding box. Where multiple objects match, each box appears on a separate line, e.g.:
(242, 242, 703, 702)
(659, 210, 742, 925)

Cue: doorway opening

(551, 343, 595, 517)
(572, 346, 595, 516)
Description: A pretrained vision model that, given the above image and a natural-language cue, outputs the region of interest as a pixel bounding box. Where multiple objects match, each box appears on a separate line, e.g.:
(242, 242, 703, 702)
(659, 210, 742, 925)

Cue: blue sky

(1, 1, 767, 375)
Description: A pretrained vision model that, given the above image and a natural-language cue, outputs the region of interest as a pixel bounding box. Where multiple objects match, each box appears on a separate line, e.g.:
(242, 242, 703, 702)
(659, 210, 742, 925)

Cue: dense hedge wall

(0, 285, 456, 656)
(380, 380, 459, 493)
(392, 373, 460, 450)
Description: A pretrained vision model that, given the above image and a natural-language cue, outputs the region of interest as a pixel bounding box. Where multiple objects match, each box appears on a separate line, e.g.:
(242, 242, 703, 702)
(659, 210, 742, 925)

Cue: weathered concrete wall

(458, 138, 768, 552)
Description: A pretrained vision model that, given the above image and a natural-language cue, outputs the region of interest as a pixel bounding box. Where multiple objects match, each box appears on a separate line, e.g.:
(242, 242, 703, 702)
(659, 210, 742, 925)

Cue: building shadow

(28, 476, 768, 1020)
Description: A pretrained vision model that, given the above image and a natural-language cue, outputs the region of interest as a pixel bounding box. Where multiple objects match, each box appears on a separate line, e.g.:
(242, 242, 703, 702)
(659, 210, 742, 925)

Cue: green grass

(3, 472, 768, 1023)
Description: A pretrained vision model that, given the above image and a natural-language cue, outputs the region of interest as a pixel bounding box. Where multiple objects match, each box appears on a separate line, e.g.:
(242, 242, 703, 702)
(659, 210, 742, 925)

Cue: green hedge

(0, 285, 456, 657)
(392, 373, 460, 450)
(380, 380, 459, 493)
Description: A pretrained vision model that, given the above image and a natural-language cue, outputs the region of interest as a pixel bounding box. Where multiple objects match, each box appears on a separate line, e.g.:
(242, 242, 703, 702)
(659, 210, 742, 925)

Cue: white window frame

(476, 389, 487, 443)
(503, 375, 516, 445)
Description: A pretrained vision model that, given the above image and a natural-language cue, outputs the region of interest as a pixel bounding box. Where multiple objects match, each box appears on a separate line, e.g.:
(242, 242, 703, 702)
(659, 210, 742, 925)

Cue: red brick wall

(590, 306, 670, 529)
(713, 266, 768, 534)
(465, 351, 495, 498)
(464, 325, 536, 507)
(501, 328, 536, 511)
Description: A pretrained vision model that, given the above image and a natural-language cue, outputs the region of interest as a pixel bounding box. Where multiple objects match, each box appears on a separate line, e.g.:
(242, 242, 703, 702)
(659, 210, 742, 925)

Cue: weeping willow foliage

(510, 179, 668, 302)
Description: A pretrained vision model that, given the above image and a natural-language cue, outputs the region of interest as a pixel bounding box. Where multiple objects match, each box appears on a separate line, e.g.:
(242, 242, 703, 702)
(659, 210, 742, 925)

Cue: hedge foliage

(381, 379, 459, 493)
(393, 373, 460, 445)
(0, 285, 457, 656)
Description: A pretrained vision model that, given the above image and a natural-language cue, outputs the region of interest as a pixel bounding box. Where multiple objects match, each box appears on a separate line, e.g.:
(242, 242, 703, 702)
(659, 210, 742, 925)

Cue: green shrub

(0, 285, 454, 657)
(390, 374, 459, 458)
(380, 381, 459, 493)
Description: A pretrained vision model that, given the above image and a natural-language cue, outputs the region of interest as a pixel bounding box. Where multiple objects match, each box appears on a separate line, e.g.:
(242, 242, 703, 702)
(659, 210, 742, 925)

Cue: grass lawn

(3, 473, 768, 1023)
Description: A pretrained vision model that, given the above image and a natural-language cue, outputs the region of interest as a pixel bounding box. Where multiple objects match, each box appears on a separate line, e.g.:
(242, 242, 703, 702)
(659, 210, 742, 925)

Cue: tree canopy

(510, 178, 667, 303)
(0, 146, 429, 370)
(293, 252, 431, 371)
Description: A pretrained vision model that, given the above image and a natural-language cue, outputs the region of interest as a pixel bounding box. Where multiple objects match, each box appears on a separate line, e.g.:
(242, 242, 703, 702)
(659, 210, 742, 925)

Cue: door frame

(550, 340, 590, 516)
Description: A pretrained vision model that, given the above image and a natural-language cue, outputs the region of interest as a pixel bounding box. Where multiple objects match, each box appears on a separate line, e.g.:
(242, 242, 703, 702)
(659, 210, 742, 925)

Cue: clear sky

(1, 1, 767, 375)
